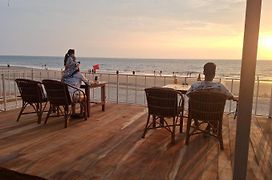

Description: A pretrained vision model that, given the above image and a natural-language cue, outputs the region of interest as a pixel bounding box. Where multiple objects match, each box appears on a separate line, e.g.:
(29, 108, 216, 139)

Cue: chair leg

(160, 117, 164, 127)
(37, 103, 43, 124)
(44, 105, 53, 125)
(83, 103, 87, 120)
(171, 117, 176, 144)
(64, 105, 70, 128)
(56, 106, 62, 116)
(152, 115, 156, 128)
(185, 117, 192, 145)
(218, 120, 224, 150)
(16, 102, 27, 122)
(180, 110, 184, 133)
(142, 114, 151, 138)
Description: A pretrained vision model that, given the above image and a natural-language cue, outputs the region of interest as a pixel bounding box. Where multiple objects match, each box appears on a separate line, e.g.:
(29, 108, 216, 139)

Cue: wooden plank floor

(0, 103, 271, 180)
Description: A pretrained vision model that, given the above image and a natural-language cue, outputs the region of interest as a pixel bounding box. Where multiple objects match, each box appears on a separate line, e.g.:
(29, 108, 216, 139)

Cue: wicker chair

(142, 87, 184, 144)
(42, 79, 87, 128)
(185, 91, 227, 150)
(15, 79, 47, 124)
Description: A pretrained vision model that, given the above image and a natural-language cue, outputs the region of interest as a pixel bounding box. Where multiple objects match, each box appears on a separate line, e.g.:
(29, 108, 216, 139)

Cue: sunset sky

(0, 0, 271, 59)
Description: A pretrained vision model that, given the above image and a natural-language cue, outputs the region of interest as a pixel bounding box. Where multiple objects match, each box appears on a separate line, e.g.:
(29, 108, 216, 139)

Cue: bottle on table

(174, 75, 178, 84)
(197, 73, 201, 81)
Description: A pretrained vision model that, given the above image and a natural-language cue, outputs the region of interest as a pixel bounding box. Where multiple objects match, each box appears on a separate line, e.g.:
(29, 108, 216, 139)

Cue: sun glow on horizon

(258, 35, 272, 60)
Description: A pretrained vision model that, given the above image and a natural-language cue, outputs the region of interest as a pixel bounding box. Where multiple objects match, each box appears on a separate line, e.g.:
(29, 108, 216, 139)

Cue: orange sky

(0, 0, 271, 59)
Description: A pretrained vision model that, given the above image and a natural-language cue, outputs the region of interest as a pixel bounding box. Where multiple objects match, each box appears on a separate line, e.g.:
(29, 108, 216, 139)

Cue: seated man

(186, 62, 234, 132)
(186, 62, 233, 99)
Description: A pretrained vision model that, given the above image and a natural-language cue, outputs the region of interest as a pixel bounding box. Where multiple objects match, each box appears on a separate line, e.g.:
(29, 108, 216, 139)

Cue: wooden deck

(0, 103, 271, 180)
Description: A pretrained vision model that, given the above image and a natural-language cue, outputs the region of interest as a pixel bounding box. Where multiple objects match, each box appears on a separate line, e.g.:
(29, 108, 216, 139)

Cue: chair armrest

(176, 91, 185, 109)
(66, 83, 86, 95)
(66, 83, 87, 102)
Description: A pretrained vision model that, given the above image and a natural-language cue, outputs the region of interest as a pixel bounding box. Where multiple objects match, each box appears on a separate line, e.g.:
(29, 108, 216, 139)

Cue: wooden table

(81, 81, 106, 117)
(163, 84, 191, 94)
(163, 84, 191, 132)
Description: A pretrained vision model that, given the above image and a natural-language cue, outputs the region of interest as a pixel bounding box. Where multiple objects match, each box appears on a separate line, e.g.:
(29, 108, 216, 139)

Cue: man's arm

(220, 84, 234, 100)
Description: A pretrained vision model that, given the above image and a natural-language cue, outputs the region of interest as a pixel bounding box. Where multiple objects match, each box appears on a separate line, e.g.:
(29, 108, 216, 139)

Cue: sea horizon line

(0, 54, 271, 62)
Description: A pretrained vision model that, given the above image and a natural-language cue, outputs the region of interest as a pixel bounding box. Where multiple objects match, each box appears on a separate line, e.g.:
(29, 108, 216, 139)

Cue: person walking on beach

(186, 62, 233, 99)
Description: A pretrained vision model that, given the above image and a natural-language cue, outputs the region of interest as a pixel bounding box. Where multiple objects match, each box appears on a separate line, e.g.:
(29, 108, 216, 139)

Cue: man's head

(203, 62, 216, 81)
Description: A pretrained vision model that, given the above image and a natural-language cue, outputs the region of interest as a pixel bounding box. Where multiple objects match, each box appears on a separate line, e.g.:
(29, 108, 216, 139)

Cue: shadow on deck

(0, 103, 271, 179)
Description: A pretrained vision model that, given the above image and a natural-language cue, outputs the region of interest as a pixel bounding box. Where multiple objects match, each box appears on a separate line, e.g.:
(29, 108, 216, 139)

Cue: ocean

(1, 55, 272, 115)
(0, 55, 272, 79)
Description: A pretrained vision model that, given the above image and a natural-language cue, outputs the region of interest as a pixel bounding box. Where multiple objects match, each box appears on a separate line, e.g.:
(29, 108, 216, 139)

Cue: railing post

(47, 70, 50, 79)
(107, 74, 110, 102)
(40, 71, 42, 81)
(116, 71, 119, 104)
(255, 76, 260, 115)
(14, 73, 18, 108)
(229, 79, 234, 112)
(135, 75, 137, 104)
(144, 76, 147, 105)
(184, 77, 187, 85)
(126, 75, 128, 103)
(31, 69, 34, 80)
(2, 74, 7, 111)
(99, 73, 102, 82)
(8, 69, 11, 96)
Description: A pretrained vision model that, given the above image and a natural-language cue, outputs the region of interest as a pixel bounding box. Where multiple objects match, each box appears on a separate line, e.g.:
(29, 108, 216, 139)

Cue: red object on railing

(93, 64, 100, 70)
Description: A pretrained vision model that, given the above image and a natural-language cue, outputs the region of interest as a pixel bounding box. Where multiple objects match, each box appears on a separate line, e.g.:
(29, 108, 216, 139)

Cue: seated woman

(63, 70, 89, 102)
(62, 49, 80, 80)
(62, 49, 89, 116)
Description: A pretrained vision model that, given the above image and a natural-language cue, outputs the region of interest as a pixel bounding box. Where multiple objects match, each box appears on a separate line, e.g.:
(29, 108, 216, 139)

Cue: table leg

(101, 85, 105, 111)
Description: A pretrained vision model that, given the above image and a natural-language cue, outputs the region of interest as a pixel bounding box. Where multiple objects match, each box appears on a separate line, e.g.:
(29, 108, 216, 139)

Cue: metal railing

(1, 68, 272, 117)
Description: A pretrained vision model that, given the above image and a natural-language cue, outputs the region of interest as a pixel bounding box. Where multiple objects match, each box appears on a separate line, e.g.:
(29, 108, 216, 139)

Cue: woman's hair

(64, 49, 75, 66)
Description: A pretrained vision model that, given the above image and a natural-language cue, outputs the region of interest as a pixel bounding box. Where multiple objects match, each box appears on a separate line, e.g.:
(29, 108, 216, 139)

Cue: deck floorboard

(0, 103, 271, 179)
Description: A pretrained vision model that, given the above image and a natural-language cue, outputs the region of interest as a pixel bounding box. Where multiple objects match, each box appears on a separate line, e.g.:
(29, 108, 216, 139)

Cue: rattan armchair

(15, 79, 47, 124)
(142, 87, 184, 144)
(185, 91, 227, 150)
(42, 79, 87, 128)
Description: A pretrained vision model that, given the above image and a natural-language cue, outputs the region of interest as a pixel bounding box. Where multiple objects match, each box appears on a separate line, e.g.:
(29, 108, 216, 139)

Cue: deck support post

(233, 0, 262, 179)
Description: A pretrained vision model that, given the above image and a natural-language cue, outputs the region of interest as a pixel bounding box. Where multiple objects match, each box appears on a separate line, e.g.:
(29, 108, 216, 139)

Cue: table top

(163, 84, 191, 94)
(81, 81, 107, 88)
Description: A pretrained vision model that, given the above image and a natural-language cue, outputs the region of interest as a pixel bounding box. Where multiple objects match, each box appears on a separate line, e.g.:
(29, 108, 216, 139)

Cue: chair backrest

(42, 79, 71, 106)
(188, 91, 227, 121)
(15, 79, 45, 103)
(145, 87, 178, 117)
